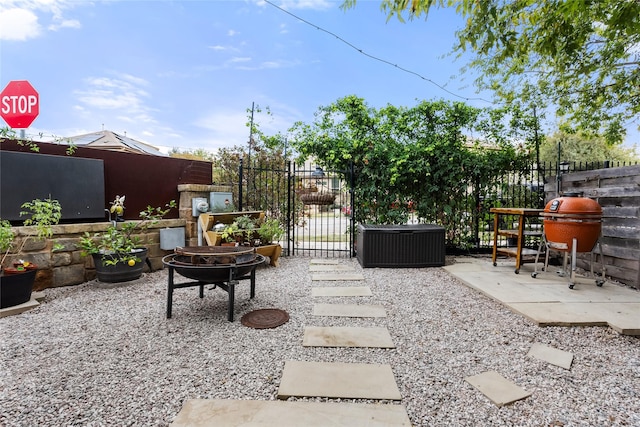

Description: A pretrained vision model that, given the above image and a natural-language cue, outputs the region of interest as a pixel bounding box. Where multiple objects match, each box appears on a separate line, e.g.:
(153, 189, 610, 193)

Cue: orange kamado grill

(541, 192, 602, 252)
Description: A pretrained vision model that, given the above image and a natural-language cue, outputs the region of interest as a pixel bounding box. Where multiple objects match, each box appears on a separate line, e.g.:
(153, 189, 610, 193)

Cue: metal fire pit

(533, 193, 605, 289)
(163, 247, 266, 321)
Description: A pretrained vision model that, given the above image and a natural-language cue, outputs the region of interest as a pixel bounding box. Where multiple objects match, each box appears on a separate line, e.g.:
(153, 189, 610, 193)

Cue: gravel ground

(1, 256, 639, 426)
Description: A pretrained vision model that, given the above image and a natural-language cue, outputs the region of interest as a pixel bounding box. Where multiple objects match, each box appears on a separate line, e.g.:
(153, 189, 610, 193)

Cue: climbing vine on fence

(289, 96, 536, 248)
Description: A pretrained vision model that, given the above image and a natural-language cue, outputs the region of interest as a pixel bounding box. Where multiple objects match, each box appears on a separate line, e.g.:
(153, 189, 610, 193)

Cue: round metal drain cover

(241, 309, 289, 329)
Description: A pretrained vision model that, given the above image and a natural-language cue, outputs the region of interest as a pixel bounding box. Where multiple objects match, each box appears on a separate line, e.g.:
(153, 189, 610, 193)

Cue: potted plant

(257, 217, 284, 246)
(79, 196, 176, 283)
(255, 217, 284, 267)
(0, 198, 62, 308)
(219, 215, 259, 246)
(219, 222, 241, 246)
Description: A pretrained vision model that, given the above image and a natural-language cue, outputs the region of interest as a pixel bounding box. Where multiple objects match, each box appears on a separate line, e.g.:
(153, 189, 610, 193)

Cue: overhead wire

(263, 0, 494, 104)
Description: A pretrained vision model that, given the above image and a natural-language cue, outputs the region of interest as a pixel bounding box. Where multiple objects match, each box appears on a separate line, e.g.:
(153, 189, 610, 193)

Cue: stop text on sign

(1, 95, 38, 115)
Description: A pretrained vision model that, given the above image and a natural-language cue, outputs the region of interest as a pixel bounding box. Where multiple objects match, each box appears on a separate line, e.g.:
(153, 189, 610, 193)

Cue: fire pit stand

(163, 251, 266, 321)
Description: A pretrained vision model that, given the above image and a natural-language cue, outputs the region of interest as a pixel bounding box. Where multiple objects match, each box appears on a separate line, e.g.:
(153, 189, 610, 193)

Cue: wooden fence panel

(545, 165, 640, 289)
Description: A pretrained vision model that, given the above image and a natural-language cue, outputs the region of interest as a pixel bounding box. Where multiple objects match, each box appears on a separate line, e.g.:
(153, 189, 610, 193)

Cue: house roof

(67, 130, 168, 157)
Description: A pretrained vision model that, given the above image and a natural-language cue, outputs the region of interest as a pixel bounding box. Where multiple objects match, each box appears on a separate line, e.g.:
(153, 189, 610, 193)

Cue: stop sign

(0, 80, 40, 128)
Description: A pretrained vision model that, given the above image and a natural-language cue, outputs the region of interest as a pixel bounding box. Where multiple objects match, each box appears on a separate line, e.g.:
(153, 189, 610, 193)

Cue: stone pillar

(177, 184, 233, 246)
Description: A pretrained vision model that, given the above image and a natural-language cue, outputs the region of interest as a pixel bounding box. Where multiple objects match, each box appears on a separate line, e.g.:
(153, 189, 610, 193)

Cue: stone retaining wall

(4, 184, 233, 290)
(6, 219, 185, 290)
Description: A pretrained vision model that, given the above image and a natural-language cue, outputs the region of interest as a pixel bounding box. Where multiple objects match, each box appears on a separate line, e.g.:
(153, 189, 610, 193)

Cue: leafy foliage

(289, 96, 532, 246)
(342, 0, 640, 143)
(1, 198, 63, 268)
(0, 220, 15, 254)
(540, 131, 639, 165)
(169, 147, 215, 162)
(1, 126, 77, 155)
(20, 198, 62, 240)
(80, 198, 176, 266)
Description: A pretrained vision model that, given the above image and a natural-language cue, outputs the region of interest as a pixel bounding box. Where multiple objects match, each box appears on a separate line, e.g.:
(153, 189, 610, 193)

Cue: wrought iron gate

(238, 159, 355, 258)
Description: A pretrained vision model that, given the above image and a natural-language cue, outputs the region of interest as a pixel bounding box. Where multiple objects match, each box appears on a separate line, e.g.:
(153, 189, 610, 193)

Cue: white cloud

(0, 8, 41, 40)
(230, 56, 252, 63)
(191, 99, 303, 151)
(48, 18, 80, 31)
(0, 0, 81, 41)
(74, 74, 152, 118)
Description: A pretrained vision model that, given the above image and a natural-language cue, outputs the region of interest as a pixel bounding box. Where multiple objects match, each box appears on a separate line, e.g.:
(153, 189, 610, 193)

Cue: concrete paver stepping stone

(312, 286, 373, 297)
(278, 360, 402, 400)
(313, 303, 386, 317)
(0, 298, 40, 318)
(509, 302, 608, 327)
(309, 264, 357, 272)
(311, 272, 365, 281)
(465, 371, 532, 407)
(303, 326, 395, 348)
(170, 399, 412, 426)
(310, 259, 340, 265)
(527, 343, 573, 370)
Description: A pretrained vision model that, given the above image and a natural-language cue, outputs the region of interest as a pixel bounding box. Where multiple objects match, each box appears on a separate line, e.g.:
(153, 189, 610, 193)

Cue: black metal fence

(237, 158, 637, 257)
(448, 160, 633, 252)
(237, 160, 355, 258)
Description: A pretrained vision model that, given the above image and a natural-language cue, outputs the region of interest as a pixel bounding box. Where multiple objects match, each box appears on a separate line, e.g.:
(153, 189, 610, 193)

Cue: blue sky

(0, 0, 496, 152)
(1, 0, 636, 153)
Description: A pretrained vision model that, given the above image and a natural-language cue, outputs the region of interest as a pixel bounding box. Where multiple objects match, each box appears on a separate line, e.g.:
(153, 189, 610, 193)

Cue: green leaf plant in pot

(0, 198, 62, 308)
(79, 196, 176, 283)
(257, 217, 284, 246)
(255, 216, 284, 267)
(219, 222, 241, 246)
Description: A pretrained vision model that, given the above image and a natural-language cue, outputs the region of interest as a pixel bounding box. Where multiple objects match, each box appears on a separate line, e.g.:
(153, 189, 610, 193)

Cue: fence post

(349, 161, 356, 257)
(238, 157, 244, 211)
(286, 159, 292, 257)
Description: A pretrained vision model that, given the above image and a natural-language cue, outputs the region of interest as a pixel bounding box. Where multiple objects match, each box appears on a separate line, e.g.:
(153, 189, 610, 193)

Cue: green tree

(342, 0, 640, 144)
(169, 147, 215, 162)
(540, 132, 639, 166)
(213, 105, 289, 219)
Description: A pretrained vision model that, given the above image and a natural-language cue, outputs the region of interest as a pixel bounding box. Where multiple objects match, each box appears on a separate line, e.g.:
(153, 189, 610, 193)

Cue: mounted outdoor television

(0, 151, 105, 221)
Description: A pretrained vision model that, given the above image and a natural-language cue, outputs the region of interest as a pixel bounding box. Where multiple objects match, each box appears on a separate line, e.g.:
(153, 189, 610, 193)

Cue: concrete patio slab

(313, 303, 387, 317)
(303, 326, 395, 348)
(309, 264, 357, 272)
(311, 272, 365, 281)
(278, 360, 402, 400)
(170, 399, 412, 427)
(465, 370, 532, 407)
(312, 286, 373, 297)
(444, 257, 640, 335)
(527, 343, 573, 370)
